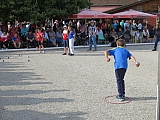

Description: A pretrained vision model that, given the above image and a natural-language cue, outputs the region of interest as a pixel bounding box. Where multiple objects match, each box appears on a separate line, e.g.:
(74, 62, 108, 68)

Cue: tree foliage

(0, 0, 91, 22)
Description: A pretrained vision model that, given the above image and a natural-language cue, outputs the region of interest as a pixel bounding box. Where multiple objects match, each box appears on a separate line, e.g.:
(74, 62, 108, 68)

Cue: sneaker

(152, 49, 156, 51)
(70, 54, 74, 56)
(39, 51, 41, 53)
(116, 95, 125, 101)
(42, 51, 45, 53)
(87, 49, 91, 51)
(62, 53, 67, 55)
(93, 49, 97, 51)
(107, 43, 111, 46)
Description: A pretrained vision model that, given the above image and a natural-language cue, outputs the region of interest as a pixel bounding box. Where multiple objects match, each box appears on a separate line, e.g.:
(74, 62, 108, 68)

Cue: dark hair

(116, 39, 125, 47)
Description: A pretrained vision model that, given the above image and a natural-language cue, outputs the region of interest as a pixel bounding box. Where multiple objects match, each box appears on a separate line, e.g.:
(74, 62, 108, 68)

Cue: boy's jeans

(115, 68, 126, 96)
(154, 37, 159, 50)
(89, 35, 97, 50)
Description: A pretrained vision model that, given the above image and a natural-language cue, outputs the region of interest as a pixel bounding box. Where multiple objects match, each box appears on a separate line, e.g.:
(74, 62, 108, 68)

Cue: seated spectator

(33, 29, 38, 48)
(96, 27, 103, 35)
(56, 29, 63, 47)
(21, 24, 27, 47)
(26, 30, 36, 48)
(123, 26, 131, 42)
(80, 21, 86, 35)
(134, 29, 142, 43)
(101, 21, 107, 34)
(12, 33, 21, 48)
(10, 24, 18, 37)
(110, 29, 117, 40)
(43, 30, 49, 47)
(107, 29, 117, 46)
(117, 28, 124, 39)
(0, 31, 9, 49)
(48, 28, 56, 47)
(143, 27, 149, 43)
(149, 26, 156, 43)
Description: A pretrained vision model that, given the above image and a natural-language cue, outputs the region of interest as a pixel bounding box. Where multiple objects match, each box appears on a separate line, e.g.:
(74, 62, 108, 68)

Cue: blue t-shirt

(113, 23, 118, 30)
(108, 47, 132, 70)
(12, 37, 17, 41)
(68, 31, 74, 39)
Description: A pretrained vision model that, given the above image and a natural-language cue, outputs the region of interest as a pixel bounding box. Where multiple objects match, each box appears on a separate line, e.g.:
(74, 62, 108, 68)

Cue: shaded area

(3, 110, 87, 120)
(131, 97, 157, 101)
(0, 55, 76, 120)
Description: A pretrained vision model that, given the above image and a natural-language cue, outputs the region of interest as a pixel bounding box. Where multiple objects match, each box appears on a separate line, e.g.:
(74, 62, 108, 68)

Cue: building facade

(91, 0, 139, 5)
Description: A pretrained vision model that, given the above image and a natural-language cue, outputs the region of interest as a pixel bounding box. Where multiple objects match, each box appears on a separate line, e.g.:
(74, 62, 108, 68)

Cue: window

(137, 6, 142, 12)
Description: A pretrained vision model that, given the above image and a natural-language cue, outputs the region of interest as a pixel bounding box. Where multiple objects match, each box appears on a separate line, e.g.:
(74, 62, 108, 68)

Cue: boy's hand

(135, 62, 140, 67)
(106, 58, 110, 62)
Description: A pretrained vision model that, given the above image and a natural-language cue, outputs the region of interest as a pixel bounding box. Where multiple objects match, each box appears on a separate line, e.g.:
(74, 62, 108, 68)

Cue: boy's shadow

(130, 97, 157, 101)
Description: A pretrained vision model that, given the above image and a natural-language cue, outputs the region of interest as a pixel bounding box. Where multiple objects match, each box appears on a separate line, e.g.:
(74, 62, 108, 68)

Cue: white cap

(63, 25, 67, 28)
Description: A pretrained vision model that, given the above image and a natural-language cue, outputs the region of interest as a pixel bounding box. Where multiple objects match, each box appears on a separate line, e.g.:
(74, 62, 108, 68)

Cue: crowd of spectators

(0, 19, 156, 50)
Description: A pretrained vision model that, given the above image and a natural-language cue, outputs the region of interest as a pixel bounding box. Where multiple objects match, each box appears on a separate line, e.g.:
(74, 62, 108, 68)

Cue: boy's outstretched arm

(104, 50, 110, 62)
(130, 56, 140, 67)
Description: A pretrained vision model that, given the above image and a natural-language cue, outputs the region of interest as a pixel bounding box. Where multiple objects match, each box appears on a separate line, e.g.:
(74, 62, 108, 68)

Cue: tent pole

(85, 19, 87, 34)
(157, 44, 160, 120)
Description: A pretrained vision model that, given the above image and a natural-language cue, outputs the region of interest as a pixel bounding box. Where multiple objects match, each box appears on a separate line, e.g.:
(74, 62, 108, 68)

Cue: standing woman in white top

(143, 27, 149, 43)
(137, 21, 142, 32)
(68, 26, 75, 56)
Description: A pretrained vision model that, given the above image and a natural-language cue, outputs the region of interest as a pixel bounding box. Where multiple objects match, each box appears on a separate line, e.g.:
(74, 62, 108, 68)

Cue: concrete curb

(0, 43, 155, 52)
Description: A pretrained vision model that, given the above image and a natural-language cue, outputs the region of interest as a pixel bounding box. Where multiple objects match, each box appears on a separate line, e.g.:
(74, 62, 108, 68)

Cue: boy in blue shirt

(104, 39, 140, 101)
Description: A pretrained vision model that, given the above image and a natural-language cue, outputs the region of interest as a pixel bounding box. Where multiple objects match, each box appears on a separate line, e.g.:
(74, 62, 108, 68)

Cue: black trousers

(0, 41, 8, 48)
(115, 68, 126, 96)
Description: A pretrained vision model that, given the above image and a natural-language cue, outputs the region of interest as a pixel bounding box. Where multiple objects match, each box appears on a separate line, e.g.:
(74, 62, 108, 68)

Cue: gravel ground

(0, 45, 158, 120)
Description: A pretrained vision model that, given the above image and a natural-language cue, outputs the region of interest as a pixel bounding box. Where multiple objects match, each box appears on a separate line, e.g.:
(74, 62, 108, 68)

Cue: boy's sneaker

(42, 51, 45, 53)
(39, 51, 41, 53)
(116, 95, 125, 101)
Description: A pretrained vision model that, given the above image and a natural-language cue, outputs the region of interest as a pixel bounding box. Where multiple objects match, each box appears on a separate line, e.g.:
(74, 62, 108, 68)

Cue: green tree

(0, 0, 92, 23)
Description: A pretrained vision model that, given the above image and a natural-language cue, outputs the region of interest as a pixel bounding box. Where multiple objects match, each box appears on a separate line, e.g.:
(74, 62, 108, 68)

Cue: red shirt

(36, 32, 43, 41)
(101, 23, 107, 29)
(63, 30, 68, 40)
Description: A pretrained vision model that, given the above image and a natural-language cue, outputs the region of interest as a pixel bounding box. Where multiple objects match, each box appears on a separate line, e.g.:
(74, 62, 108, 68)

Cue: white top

(97, 29, 103, 35)
(135, 31, 141, 37)
(137, 23, 142, 30)
(77, 21, 81, 28)
(43, 32, 49, 39)
(143, 29, 149, 37)
(1, 34, 8, 38)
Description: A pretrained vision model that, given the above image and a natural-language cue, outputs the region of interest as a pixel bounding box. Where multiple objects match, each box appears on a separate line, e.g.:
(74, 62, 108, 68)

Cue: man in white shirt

(77, 20, 81, 30)
(124, 20, 129, 32)
(87, 20, 97, 51)
(137, 21, 142, 32)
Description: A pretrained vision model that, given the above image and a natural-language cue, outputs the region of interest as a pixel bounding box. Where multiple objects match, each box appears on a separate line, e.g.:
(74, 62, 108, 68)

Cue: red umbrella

(113, 9, 157, 18)
(68, 9, 113, 19)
